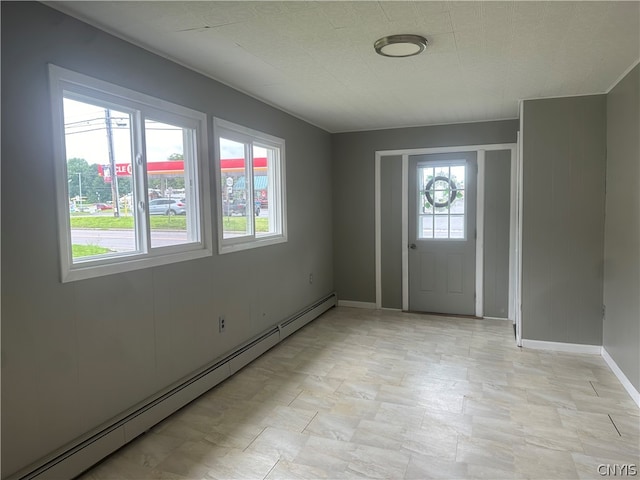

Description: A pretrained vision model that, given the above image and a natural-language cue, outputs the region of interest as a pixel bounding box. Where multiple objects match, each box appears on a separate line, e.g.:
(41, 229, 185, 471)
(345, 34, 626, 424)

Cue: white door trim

(375, 153, 382, 309)
(374, 143, 518, 320)
(401, 155, 409, 310)
(508, 143, 518, 323)
(515, 105, 525, 346)
(476, 151, 486, 317)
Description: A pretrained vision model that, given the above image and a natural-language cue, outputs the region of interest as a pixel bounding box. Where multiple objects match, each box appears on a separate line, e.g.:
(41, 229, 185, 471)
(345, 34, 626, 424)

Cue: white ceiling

(49, 1, 640, 133)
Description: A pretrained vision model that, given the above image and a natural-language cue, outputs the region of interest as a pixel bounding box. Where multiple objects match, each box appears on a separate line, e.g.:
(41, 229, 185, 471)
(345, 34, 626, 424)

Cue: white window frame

(49, 65, 212, 282)
(214, 117, 287, 254)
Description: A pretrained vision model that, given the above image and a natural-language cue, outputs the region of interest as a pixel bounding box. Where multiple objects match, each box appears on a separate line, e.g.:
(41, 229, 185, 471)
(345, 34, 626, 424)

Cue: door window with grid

(417, 163, 466, 239)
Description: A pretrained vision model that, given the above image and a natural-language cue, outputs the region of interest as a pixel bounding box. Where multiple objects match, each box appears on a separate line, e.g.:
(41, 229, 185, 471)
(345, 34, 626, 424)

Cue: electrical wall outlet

(219, 316, 225, 333)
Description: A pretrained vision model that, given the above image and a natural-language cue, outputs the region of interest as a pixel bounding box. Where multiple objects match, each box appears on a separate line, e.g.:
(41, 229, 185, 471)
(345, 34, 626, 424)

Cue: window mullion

(135, 111, 151, 253)
(246, 142, 255, 237)
(268, 148, 277, 234)
(184, 128, 198, 243)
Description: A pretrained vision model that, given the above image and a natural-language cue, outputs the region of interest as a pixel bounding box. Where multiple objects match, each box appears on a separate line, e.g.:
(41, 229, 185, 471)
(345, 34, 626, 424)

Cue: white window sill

(62, 245, 212, 282)
(218, 235, 287, 255)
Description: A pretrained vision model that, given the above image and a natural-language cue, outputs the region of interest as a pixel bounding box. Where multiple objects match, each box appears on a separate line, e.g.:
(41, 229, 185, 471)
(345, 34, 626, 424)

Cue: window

(49, 65, 212, 282)
(417, 162, 466, 239)
(214, 118, 287, 253)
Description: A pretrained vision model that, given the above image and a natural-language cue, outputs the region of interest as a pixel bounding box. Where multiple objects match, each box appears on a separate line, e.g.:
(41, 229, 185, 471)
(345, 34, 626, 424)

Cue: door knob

(409, 243, 417, 249)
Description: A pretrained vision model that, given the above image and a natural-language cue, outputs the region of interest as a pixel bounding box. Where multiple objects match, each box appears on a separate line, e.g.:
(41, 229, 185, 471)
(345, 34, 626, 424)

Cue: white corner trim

(337, 300, 377, 309)
(521, 339, 602, 355)
(601, 348, 640, 408)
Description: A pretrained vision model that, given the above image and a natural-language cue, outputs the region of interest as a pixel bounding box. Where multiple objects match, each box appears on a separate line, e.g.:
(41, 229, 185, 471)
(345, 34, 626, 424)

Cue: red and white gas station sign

(98, 158, 267, 182)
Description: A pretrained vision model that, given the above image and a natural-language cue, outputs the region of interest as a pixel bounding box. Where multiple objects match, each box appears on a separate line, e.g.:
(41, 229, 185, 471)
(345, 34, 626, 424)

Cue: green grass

(149, 216, 187, 229)
(222, 217, 269, 233)
(70, 215, 269, 233)
(72, 244, 113, 258)
(71, 216, 187, 230)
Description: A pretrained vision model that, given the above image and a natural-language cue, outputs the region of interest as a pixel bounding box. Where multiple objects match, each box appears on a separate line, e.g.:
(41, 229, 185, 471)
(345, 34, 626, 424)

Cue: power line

(64, 116, 129, 127)
(66, 126, 181, 135)
(65, 127, 124, 135)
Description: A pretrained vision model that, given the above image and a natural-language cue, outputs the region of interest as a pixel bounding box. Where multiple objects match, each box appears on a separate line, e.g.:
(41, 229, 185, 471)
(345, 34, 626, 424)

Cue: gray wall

(521, 95, 607, 345)
(484, 150, 511, 318)
(333, 121, 518, 304)
(1, 3, 333, 477)
(603, 64, 640, 391)
(380, 156, 403, 309)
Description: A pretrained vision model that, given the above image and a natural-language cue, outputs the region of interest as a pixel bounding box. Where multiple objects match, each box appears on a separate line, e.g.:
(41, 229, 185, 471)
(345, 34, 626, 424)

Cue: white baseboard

(521, 339, 602, 355)
(483, 316, 511, 321)
(523, 340, 640, 407)
(337, 300, 376, 309)
(601, 347, 640, 408)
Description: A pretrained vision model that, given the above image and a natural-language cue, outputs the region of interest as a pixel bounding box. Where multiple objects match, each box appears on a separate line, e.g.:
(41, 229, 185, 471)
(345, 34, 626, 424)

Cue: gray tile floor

(80, 307, 639, 479)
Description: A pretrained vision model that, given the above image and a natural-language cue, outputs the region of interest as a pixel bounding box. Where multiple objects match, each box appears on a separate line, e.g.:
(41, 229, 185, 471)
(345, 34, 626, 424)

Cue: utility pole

(78, 172, 82, 207)
(105, 109, 120, 218)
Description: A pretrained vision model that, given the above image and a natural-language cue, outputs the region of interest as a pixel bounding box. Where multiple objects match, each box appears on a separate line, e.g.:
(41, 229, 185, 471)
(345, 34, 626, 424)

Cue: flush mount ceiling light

(374, 34, 428, 58)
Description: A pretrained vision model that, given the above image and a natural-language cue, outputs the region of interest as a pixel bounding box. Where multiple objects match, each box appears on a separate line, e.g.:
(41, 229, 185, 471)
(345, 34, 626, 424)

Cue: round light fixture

(374, 34, 428, 58)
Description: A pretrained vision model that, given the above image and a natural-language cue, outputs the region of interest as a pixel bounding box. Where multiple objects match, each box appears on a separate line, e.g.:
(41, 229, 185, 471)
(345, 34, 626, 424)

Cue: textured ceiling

(49, 1, 640, 133)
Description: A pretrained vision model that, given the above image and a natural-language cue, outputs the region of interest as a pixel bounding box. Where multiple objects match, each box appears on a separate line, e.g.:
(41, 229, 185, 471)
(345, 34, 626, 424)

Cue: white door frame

(374, 143, 520, 325)
(515, 106, 524, 346)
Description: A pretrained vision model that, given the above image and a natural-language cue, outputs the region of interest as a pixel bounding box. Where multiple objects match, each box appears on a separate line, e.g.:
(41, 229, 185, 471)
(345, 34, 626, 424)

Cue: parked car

(148, 198, 186, 216)
(222, 199, 261, 216)
(94, 203, 112, 211)
(222, 199, 246, 216)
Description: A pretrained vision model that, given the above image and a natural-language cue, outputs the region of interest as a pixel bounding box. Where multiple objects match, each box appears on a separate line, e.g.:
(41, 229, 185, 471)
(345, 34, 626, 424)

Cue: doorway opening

(374, 142, 521, 345)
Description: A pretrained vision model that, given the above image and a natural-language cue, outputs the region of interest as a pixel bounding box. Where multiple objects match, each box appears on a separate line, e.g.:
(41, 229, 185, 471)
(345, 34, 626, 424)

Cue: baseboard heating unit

(11, 292, 337, 480)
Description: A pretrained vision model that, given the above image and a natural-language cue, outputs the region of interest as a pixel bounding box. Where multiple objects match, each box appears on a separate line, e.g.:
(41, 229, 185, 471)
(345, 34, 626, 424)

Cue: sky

(63, 98, 246, 166)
